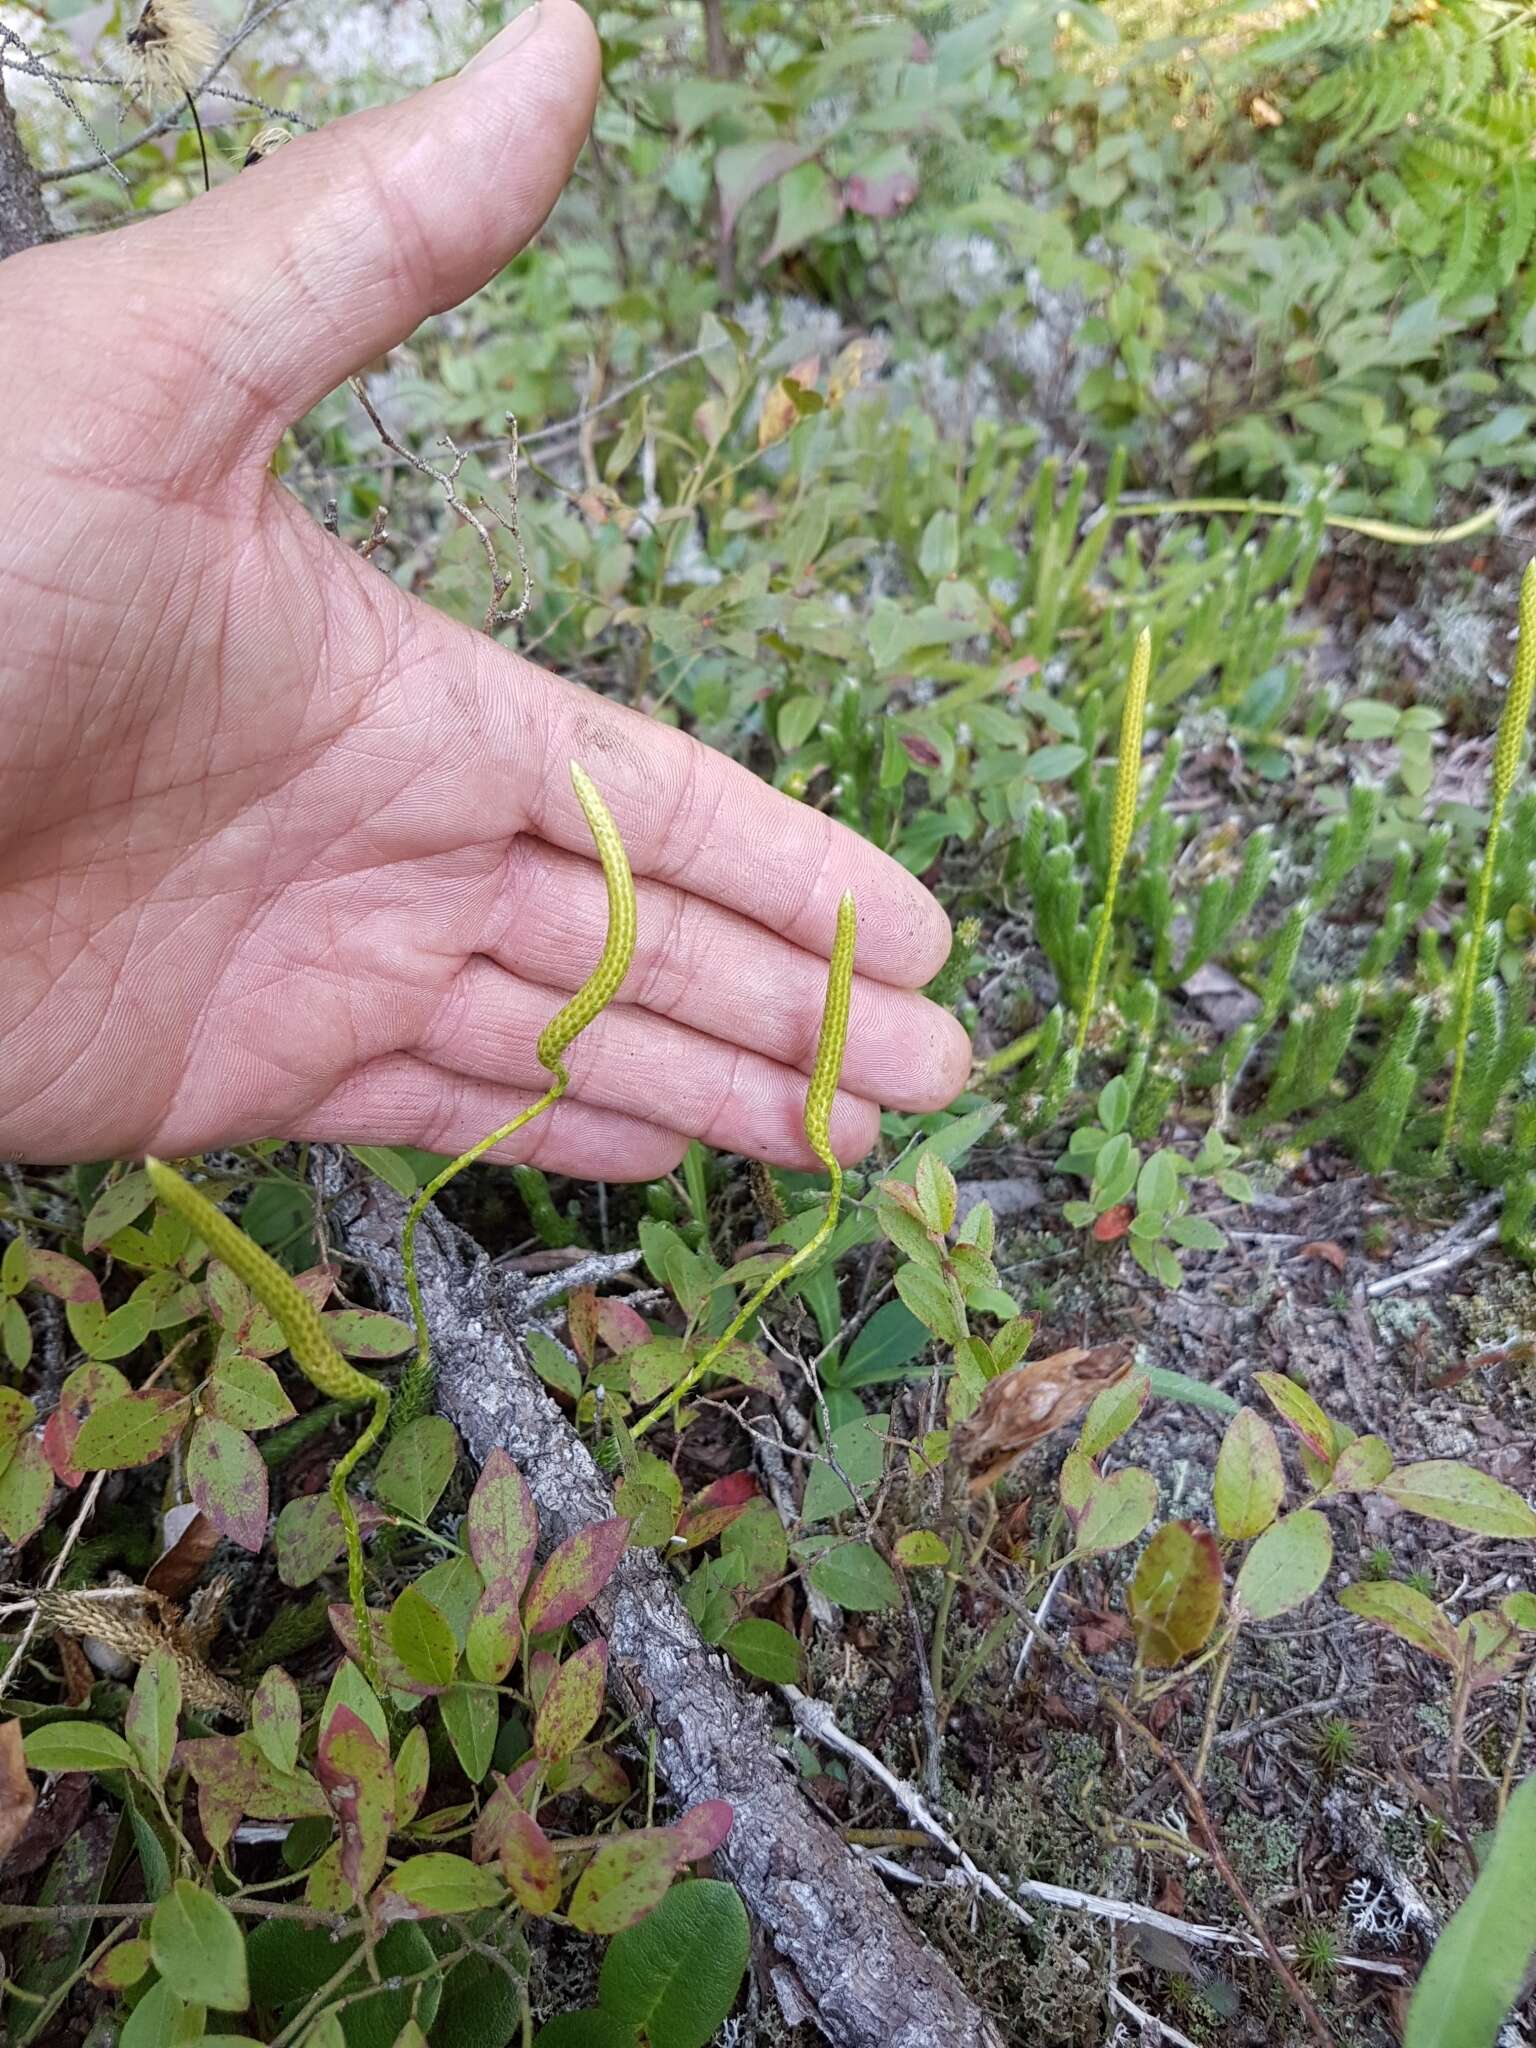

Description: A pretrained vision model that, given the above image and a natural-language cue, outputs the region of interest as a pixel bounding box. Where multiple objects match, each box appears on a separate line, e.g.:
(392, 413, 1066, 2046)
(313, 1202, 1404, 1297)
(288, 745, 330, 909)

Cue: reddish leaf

(523, 1518, 630, 1636)
(315, 1705, 394, 1896)
(676, 1472, 759, 1547)
(499, 1808, 562, 1914)
(465, 1575, 522, 1686)
(41, 1410, 82, 1489)
(669, 1800, 734, 1862)
(1297, 1240, 1348, 1273)
(845, 160, 919, 217)
(471, 1768, 541, 1865)
(1092, 1203, 1134, 1243)
(566, 1828, 683, 1933)
(534, 1640, 609, 1762)
(465, 1450, 538, 1593)
(567, 1288, 600, 1369)
(899, 732, 943, 769)
(24, 1249, 100, 1305)
(187, 1417, 268, 1552)
(1128, 1521, 1224, 1668)
(275, 1493, 348, 1588)
(177, 1732, 327, 1853)
(594, 1298, 651, 1355)
(202, 1355, 296, 1431)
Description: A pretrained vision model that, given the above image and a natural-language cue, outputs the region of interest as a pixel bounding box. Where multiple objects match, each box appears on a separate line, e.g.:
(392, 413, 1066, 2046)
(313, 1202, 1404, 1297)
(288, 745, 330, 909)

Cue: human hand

(0, 1, 967, 1178)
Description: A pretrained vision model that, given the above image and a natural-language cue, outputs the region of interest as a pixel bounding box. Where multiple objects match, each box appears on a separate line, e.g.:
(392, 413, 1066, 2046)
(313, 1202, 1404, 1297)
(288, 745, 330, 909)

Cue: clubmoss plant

(145, 1155, 392, 1687)
(1443, 559, 1536, 1149)
(1075, 628, 1151, 1057)
(396, 761, 638, 1432)
(634, 891, 857, 1437)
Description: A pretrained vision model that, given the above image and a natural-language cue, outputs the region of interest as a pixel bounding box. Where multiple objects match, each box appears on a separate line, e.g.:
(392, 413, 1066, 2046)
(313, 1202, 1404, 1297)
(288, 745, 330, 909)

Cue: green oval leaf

(149, 1878, 249, 2011)
(567, 1829, 683, 1935)
(24, 1719, 139, 1775)
(1379, 1462, 1536, 1540)
(374, 1415, 459, 1523)
(1213, 1407, 1285, 1542)
(1232, 1508, 1333, 1622)
(388, 1586, 459, 1689)
(375, 1852, 505, 1922)
(73, 1391, 190, 1472)
(598, 1878, 750, 2048)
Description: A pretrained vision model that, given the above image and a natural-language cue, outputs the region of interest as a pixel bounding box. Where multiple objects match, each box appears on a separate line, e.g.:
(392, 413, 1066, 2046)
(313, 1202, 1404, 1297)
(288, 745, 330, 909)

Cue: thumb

(138, 0, 600, 459)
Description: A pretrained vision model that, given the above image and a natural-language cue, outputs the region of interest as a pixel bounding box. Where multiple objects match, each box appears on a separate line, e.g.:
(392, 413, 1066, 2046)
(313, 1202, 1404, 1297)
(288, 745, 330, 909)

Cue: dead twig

(348, 377, 530, 634)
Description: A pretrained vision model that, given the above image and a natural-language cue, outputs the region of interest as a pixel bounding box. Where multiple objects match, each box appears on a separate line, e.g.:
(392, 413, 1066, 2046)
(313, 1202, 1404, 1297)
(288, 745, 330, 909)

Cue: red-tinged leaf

(0, 1387, 36, 1459)
(471, 1768, 540, 1864)
(316, 1705, 394, 1896)
(844, 150, 919, 217)
(72, 1391, 190, 1471)
(465, 1449, 538, 1592)
(326, 1605, 445, 1698)
(713, 1341, 781, 1397)
(1338, 1581, 1461, 1665)
(899, 732, 942, 768)
(627, 1337, 692, 1406)
(187, 1417, 268, 1552)
(176, 1732, 327, 1852)
(42, 1409, 82, 1489)
(568, 1287, 600, 1368)
(24, 1248, 100, 1304)
(373, 1852, 504, 1925)
(670, 1800, 734, 1862)
(499, 1808, 562, 1914)
(594, 1298, 651, 1355)
(0, 1435, 54, 1545)
(528, 1648, 557, 1706)
(534, 1639, 609, 1762)
(1128, 1521, 1224, 1668)
(1091, 1203, 1134, 1243)
(1459, 1609, 1522, 1687)
(524, 1518, 630, 1636)
(1297, 1239, 1347, 1273)
(676, 1472, 759, 1547)
(567, 1828, 683, 1934)
(1255, 1371, 1336, 1467)
(289, 1265, 338, 1309)
(0, 1721, 35, 1864)
(465, 1575, 522, 1686)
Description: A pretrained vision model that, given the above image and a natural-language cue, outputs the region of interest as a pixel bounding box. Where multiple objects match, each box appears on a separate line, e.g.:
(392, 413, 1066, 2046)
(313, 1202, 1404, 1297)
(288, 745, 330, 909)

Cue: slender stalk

(1075, 628, 1151, 1055)
(1443, 559, 1536, 1149)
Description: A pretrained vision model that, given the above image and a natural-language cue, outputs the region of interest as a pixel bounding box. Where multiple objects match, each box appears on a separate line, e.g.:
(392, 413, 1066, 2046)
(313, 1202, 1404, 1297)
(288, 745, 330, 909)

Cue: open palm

(0, 2, 966, 1177)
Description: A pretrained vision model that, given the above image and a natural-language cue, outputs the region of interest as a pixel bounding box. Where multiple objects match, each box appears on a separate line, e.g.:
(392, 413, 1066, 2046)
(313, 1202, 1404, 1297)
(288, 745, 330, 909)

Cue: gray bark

(322, 1153, 1005, 2048)
(0, 72, 51, 259)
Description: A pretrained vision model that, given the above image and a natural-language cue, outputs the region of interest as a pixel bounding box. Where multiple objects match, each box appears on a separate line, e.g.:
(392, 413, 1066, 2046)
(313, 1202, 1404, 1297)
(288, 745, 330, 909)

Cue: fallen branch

(322, 1155, 1006, 2048)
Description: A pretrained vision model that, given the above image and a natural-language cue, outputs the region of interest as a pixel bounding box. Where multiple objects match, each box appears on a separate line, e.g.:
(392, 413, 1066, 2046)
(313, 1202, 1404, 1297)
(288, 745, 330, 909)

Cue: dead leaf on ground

(0, 1720, 37, 1865)
(1297, 1240, 1347, 1273)
(145, 1505, 220, 1600)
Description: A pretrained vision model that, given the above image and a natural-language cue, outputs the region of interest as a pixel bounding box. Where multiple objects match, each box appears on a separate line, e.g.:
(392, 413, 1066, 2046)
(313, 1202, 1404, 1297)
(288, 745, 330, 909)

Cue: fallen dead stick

(323, 1155, 1006, 2048)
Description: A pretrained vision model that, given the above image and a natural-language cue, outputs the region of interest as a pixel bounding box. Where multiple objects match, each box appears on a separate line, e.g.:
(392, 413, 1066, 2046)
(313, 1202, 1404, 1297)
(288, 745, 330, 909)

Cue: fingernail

(461, 2, 544, 73)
